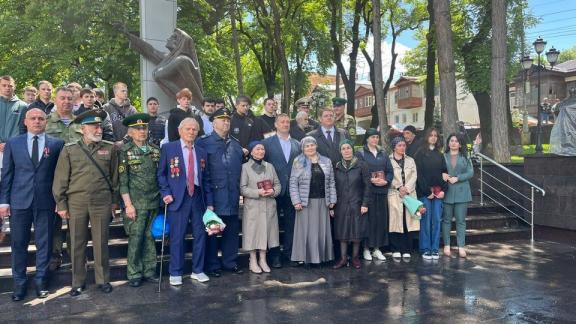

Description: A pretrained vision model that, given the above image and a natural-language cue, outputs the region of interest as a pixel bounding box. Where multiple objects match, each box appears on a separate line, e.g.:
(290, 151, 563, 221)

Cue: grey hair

(178, 117, 199, 130)
(300, 136, 317, 150)
(295, 111, 308, 120)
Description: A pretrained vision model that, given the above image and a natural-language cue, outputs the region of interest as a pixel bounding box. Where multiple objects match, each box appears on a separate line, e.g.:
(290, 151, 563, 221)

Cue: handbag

(151, 213, 170, 239)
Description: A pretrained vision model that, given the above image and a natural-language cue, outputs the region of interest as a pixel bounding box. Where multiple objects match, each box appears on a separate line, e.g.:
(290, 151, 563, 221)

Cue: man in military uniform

(52, 109, 119, 296)
(45, 87, 84, 271)
(118, 113, 161, 287)
(293, 97, 319, 130)
(332, 97, 356, 138)
(197, 108, 244, 277)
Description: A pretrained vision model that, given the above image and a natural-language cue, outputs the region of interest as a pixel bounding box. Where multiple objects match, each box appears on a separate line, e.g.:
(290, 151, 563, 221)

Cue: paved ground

(1, 239, 575, 323)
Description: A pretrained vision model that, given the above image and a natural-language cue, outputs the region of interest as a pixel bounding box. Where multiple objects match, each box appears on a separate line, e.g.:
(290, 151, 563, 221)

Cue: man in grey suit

(263, 114, 301, 267)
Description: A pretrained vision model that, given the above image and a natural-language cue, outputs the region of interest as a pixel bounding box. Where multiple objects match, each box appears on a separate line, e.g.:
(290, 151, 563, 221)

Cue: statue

(550, 87, 576, 156)
(118, 26, 203, 108)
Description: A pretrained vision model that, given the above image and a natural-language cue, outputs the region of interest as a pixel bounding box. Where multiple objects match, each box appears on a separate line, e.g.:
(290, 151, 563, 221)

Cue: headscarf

(391, 136, 406, 150)
(300, 136, 317, 150)
(248, 140, 265, 173)
(338, 140, 357, 169)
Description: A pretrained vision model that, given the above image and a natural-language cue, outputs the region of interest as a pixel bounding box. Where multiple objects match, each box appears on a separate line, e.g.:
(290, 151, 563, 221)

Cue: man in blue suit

(0, 108, 65, 301)
(263, 113, 301, 267)
(197, 108, 244, 277)
(158, 117, 212, 286)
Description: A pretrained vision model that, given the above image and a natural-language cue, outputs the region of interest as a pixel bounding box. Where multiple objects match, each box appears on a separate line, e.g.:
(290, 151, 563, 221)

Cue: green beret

(73, 109, 107, 125)
(123, 113, 150, 128)
(332, 97, 347, 106)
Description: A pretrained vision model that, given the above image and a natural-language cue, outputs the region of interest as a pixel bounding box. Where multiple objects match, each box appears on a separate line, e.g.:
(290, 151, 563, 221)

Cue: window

(402, 114, 407, 123)
(394, 115, 400, 123)
(412, 113, 418, 123)
(394, 91, 398, 103)
(399, 86, 411, 99)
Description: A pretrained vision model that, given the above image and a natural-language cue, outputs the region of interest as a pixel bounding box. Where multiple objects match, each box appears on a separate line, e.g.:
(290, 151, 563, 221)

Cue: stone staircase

(0, 199, 529, 293)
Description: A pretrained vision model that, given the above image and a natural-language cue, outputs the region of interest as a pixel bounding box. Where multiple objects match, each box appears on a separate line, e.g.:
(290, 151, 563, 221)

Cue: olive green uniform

(335, 114, 356, 137)
(45, 112, 83, 267)
(119, 142, 161, 280)
(53, 139, 119, 287)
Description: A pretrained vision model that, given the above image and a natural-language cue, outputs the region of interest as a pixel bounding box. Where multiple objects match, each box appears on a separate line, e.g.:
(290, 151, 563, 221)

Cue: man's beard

(87, 134, 102, 142)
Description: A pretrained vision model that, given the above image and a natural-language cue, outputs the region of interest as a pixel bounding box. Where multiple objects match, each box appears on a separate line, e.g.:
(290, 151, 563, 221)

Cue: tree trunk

(230, 0, 244, 95)
(373, 0, 389, 148)
(490, 0, 510, 162)
(474, 91, 492, 150)
(424, 0, 436, 130)
(269, 0, 291, 114)
(433, 0, 458, 137)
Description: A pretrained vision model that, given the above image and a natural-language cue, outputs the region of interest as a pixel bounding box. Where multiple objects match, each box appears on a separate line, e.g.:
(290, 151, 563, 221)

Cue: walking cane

(157, 204, 168, 293)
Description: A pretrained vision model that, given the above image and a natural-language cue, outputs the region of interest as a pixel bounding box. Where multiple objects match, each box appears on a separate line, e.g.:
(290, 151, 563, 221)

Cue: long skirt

(366, 192, 389, 248)
(291, 198, 334, 264)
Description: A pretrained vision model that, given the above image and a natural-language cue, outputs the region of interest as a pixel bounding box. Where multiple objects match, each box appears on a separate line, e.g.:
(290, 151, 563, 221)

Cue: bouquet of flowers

(203, 209, 226, 236)
(402, 195, 427, 220)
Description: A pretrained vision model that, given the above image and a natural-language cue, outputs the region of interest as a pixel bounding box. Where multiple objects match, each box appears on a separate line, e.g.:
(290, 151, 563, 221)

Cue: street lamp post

(533, 37, 546, 154)
(520, 55, 533, 134)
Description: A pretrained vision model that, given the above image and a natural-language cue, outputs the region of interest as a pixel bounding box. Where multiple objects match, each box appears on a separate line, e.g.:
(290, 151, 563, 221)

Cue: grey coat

(289, 154, 337, 207)
(443, 153, 474, 204)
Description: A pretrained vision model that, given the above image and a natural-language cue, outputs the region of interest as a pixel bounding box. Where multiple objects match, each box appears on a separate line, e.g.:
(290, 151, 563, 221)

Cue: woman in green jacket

(442, 133, 474, 258)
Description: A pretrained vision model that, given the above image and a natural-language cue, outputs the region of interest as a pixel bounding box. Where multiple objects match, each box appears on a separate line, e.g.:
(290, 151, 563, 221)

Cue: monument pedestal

(524, 154, 576, 230)
(139, 0, 177, 115)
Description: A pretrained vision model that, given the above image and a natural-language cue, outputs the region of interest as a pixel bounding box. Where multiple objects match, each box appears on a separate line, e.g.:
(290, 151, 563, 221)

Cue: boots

(249, 251, 262, 274)
(259, 250, 271, 273)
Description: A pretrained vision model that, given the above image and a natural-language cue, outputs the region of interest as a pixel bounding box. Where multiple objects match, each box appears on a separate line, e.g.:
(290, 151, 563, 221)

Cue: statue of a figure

(119, 26, 203, 107)
(550, 87, 576, 156)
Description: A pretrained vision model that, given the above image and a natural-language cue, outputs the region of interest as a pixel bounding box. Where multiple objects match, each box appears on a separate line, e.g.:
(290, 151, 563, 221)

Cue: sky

(394, 0, 576, 52)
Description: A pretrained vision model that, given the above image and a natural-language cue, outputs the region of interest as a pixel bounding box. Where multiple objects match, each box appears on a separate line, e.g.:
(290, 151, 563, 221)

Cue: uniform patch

(119, 165, 126, 173)
(97, 150, 109, 156)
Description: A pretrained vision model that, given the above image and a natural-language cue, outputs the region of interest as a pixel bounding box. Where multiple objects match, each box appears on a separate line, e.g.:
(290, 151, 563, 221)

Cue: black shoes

(11, 285, 27, 302)
(99, 283, 113, 293)
(206, 270, 222, 277)
(35, 282, 49, 298)
(128, 279, 142, 287)
(143, 275, 160, 283)
(69, 285, 86, 297)
(224, 266, 244, 275)
(270, 256, 282, 269)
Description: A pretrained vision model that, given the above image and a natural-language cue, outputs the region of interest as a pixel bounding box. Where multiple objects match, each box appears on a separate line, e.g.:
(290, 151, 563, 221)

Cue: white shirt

(180, 139, 199, 186)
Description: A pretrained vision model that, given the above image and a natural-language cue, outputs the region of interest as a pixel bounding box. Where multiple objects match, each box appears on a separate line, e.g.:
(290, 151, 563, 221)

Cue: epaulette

(101, 140, 115, 145)
(65, 142, 77, 147)
(149, 142, 161, 150)
(200, 134, 210, 139)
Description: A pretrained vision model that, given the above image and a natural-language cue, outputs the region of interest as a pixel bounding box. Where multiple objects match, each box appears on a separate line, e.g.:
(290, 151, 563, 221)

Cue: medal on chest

(170, 156, 180, 178)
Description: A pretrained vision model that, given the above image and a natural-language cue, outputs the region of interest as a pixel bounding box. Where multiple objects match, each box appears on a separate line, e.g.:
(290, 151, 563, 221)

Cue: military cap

(295, 97, 311, 106)
(73, 109, 107, 125)
(122, 113, 150, 129)
(209, 108, 231, 122)
(332, 97, 347, 106)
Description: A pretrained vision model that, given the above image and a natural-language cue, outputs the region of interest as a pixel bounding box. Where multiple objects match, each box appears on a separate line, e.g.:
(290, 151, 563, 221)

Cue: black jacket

(414, 146, 449, 198)
(307, 127, 351, 165)
(167, 107, 204, 142)
(334, 159, 371, 211)
(230, 111, 263, 148)
(355, 145, 394, 194)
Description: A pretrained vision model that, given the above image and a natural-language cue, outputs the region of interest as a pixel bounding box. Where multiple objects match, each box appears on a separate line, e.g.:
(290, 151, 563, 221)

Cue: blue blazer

(263, 135, 301, 196)
(157, 140, 212, 212)
(0, 134, 64, 210)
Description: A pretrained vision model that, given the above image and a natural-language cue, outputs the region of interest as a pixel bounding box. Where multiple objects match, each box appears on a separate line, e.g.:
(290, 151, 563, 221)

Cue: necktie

(326, 130, 333, 144)
(187, 145, 195, 196)
(32, 135, 39, 167)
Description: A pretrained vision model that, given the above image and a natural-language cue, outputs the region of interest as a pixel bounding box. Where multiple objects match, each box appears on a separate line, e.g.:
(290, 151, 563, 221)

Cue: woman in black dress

(333, 141, 371, 269)
(356, 128, 393, 261)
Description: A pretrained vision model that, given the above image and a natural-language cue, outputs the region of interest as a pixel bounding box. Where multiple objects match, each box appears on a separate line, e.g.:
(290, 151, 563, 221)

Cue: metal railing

(475, 152, 546, 243)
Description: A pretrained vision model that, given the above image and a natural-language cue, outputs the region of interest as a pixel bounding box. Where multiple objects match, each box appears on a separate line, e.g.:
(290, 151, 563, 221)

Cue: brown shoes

(332, 258, 348, 269)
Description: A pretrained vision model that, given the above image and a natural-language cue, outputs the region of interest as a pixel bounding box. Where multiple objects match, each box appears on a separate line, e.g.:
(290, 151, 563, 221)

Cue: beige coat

(388, 154, 420, 233)
(240, 159, 281, 251)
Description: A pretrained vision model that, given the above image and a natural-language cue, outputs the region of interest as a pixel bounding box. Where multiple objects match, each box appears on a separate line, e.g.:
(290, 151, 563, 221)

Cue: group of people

(0, 74, 474, 303)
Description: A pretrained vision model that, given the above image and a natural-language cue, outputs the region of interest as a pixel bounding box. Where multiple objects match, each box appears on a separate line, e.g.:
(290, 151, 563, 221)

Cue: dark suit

(263, 135, 301, 260)
(157, 140, 212, 275)
(0, 133, 64, 288)
(307, 127, 351, 165)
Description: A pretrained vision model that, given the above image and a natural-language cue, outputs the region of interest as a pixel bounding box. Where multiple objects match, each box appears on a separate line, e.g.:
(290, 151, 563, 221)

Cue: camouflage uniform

(45, 112, 83, 269)
(119, 141, 161, 280)
(335, 114, 357, 137)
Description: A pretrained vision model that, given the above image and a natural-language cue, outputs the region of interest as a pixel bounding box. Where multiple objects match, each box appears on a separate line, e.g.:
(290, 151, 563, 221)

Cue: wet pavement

(1, 239, 575, 323)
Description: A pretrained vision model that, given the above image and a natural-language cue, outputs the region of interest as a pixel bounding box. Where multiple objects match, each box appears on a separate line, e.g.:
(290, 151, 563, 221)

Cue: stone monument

(549, 87, 576, 156)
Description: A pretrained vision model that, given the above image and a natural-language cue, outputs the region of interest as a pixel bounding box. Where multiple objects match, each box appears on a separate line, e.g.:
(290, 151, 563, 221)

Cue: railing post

(531, 187, 535, 245)
(480, 156, 484, 206)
